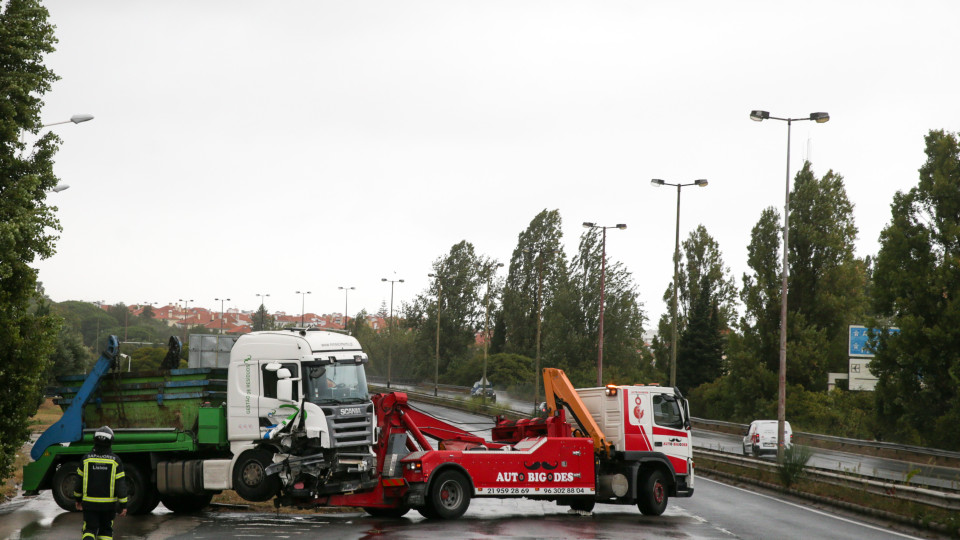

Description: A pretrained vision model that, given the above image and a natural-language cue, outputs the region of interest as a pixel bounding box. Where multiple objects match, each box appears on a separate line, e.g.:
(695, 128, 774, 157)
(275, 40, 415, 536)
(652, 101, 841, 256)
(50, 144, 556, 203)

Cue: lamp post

(296, 291, 311, 327)
(523, 248, 557, 409)
(478, 262, 504, 406)
(178, 298, 194, 342)
(215, 297, 231, 334)
(750, 109, 830, 460)
(650, 178, 708, 388)
(255, 293, 270, 331)
(428, 273, 442, 396)
(381, 277, 405, 388)
(338, 286, 355, 333)
(582, 222, 627, 386)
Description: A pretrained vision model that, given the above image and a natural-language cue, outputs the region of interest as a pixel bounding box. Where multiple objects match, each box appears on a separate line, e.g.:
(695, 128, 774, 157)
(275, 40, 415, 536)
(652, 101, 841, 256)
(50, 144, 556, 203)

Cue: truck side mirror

(278, 379, 293, 402)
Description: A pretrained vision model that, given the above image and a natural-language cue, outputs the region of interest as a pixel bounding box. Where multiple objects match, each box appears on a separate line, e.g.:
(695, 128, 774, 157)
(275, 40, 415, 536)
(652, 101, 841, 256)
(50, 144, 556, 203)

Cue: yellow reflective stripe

(82, 495, 117, 502)
(114, 471, 125, 479)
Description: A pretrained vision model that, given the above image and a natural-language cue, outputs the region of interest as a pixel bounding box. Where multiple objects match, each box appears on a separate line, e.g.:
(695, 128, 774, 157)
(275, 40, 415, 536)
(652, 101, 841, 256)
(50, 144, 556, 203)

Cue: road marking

(700, 477, 922, 539)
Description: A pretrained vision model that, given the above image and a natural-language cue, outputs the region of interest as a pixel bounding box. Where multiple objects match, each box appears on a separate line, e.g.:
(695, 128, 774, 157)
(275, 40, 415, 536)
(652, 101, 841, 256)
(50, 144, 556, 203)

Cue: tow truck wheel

(416, 504, 440, 519)
(161, 492, 214, 513)
(426, 470, 471, 519)
(51, 461, 81, 512)
(363, 506, 410, 518)
(637, 469, 668, 516)
(569, 496, 595, 512)
(233, 449, 280, 502)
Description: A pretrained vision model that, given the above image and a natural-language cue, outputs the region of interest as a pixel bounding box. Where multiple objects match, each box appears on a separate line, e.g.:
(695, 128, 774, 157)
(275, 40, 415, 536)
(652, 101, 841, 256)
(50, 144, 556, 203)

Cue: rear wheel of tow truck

(425, 470, 471, 520)
(363, 506, 410, 518)
(161, 492, 214, 513)
(233, 449, 280, 502)
(636, 469, 668, 516)
(51, 461, 81, 512)
(568, 496, 595, 512)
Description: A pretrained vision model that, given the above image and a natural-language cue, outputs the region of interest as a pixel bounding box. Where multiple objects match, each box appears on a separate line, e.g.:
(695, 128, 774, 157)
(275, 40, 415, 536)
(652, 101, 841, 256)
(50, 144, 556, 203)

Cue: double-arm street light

(381, 277, 404, 388)
(651, 178, 709, 388)
(256, 293, 270, 330)
(478, 262, 504, 406)
(523, 248, 558, 408)
(215, 297, 231, 334)
(750, 109, 830, 460)
(582, 222, 627, 386)
(296, 291, 311, 327)
(338, 286, 355, 333)
(427, 273, 443, 396)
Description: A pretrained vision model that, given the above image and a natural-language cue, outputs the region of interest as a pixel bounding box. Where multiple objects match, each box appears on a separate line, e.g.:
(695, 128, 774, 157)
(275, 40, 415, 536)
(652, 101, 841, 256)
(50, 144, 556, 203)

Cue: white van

(742, 420, 792, 456)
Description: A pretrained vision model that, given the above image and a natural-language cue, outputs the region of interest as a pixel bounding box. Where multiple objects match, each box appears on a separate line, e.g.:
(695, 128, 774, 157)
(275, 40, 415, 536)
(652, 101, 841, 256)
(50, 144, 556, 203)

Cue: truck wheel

(233, 449, 280, 502)
(569, 496, 595, 512)
(637, 469, 668, 516)
(51, 461, 81, 512)
(363, 506, 410, 518)
(125, 464, 157, 515)
(416, 505, 440, 519)
(161, 492, 214, 513)
(426, 470, 471, 520)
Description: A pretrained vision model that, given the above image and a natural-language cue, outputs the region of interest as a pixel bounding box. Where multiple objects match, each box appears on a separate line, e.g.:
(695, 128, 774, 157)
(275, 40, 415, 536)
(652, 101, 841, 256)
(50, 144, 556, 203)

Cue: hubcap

(438, 480, 461, 509)
(653, 481, 664, 504)
(242, 463, 264, 487)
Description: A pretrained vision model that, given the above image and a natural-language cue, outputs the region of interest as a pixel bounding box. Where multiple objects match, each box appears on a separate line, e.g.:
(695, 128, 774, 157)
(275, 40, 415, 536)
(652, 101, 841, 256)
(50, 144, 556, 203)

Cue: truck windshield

(305, 363, 369, 405)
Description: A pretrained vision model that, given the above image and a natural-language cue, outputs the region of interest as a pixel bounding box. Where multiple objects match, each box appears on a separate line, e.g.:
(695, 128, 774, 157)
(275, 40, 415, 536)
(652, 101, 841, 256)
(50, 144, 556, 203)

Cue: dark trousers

(82, 508, 116, 540)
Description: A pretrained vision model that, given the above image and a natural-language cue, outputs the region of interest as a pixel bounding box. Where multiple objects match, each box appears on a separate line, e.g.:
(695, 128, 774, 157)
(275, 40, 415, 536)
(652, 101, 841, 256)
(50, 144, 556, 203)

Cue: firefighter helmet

(94, 425, 114, 444)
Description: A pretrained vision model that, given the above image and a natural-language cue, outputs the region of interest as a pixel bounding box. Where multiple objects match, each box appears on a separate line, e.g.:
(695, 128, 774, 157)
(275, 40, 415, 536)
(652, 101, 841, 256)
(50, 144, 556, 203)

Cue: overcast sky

(31, 1, 959, 327)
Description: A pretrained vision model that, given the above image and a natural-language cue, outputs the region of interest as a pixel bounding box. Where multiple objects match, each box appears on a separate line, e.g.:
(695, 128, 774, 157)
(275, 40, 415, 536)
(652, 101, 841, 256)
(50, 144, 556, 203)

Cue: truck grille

(321, 404, 374, 448)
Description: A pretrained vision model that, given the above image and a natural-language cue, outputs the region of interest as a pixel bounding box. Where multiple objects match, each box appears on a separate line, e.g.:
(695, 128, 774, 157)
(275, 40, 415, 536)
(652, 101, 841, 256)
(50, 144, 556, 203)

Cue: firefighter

(74, 425, 128, 540)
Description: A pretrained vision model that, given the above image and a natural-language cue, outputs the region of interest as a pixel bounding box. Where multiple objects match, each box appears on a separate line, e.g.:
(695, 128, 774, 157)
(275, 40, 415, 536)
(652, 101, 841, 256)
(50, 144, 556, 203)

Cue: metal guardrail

(693, 416, 960, 461)
(695, 448, 960, 511)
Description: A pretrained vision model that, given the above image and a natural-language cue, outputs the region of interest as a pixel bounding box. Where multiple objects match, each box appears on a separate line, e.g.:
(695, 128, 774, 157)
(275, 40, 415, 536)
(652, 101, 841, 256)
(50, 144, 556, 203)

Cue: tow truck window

(652, 394, 683, 429)
(262, 363, 300, 401)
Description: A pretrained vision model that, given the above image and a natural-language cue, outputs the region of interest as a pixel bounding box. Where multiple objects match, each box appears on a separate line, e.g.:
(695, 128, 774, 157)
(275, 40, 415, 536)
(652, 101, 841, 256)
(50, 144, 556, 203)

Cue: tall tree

(252, 304, 276, 331)
(788, 162, 867, 385)
(0, 0, 63, 483)
(655, 224, 737, 376)
(500, 209, 566, 358)
(870, 130, 960, 449)
(739, 207, 783, 374)
(676, 273, 725, 393)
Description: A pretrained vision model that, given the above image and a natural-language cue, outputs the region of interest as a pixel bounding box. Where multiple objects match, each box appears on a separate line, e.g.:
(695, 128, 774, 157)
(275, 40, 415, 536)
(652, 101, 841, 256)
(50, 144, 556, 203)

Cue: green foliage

(739, 207, 782, 374)
(446, 352, 535, 397)
(251, 304, 276, 331)
(870, 130, 960, 450)
(676, 273, 724, 393)
(128, 346, 180, 371)
(777, 444, 812, 489)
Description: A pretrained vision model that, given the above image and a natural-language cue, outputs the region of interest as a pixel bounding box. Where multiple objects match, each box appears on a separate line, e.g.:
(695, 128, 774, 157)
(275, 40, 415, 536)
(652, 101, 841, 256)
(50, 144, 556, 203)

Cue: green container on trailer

(198, 404, 228, 447)
(53, 368, 228, 431)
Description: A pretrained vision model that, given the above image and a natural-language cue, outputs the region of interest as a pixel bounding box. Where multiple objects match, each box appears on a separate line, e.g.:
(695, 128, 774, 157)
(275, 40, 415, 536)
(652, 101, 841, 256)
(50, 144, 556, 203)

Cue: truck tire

(51, 461, 81, 512)
(568, 496, 595, 512)
(416, 504, 440, 519)
(125, 464, 158, 515)
(637, 469, 668, 516)
(233, 449, 280, 502)
(426, 470, 471, 520)
(363, 506, 410, 518)
(161, 492, 214, 513)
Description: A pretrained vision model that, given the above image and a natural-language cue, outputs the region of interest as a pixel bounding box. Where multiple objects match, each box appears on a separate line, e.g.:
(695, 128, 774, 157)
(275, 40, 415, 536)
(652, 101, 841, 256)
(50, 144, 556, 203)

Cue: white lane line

(699, 477, 922, 539)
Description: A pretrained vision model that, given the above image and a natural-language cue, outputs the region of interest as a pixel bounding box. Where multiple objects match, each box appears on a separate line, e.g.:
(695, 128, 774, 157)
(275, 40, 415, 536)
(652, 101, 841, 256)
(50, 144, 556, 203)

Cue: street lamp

(650, 178, 708, 388)
(215, 298, 231, 334)
(41, 114, 95, 128)
(296, 291, 311, 327)
(381, 277, 405, 388)
(428, 273, 443, 396)
(50, 184, 70, 193)
(523, 248, 558, 408)
(582, 222, 627, 386)
(338, 286, 355, 333)
(478, 262, 504, 406)
(750, 109, 830, 460)
(256, 293, 270, 331)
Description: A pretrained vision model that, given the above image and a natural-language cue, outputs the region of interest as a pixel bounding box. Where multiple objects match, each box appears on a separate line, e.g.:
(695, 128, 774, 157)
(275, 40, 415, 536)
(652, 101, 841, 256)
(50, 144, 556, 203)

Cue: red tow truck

(269, 368, 694, 519)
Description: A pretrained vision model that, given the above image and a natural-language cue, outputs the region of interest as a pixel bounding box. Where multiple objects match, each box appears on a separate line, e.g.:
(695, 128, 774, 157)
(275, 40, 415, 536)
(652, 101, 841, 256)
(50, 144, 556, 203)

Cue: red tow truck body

(274, 369, 694, 519)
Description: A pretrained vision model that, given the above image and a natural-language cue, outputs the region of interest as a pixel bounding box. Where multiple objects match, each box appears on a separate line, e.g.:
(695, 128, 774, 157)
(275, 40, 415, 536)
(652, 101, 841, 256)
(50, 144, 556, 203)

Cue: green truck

(24, 329, 376, 514)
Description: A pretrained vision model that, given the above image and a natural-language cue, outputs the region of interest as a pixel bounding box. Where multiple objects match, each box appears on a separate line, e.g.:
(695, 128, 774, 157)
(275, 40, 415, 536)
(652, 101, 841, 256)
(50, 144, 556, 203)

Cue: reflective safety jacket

(73, 448, 128, 510)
